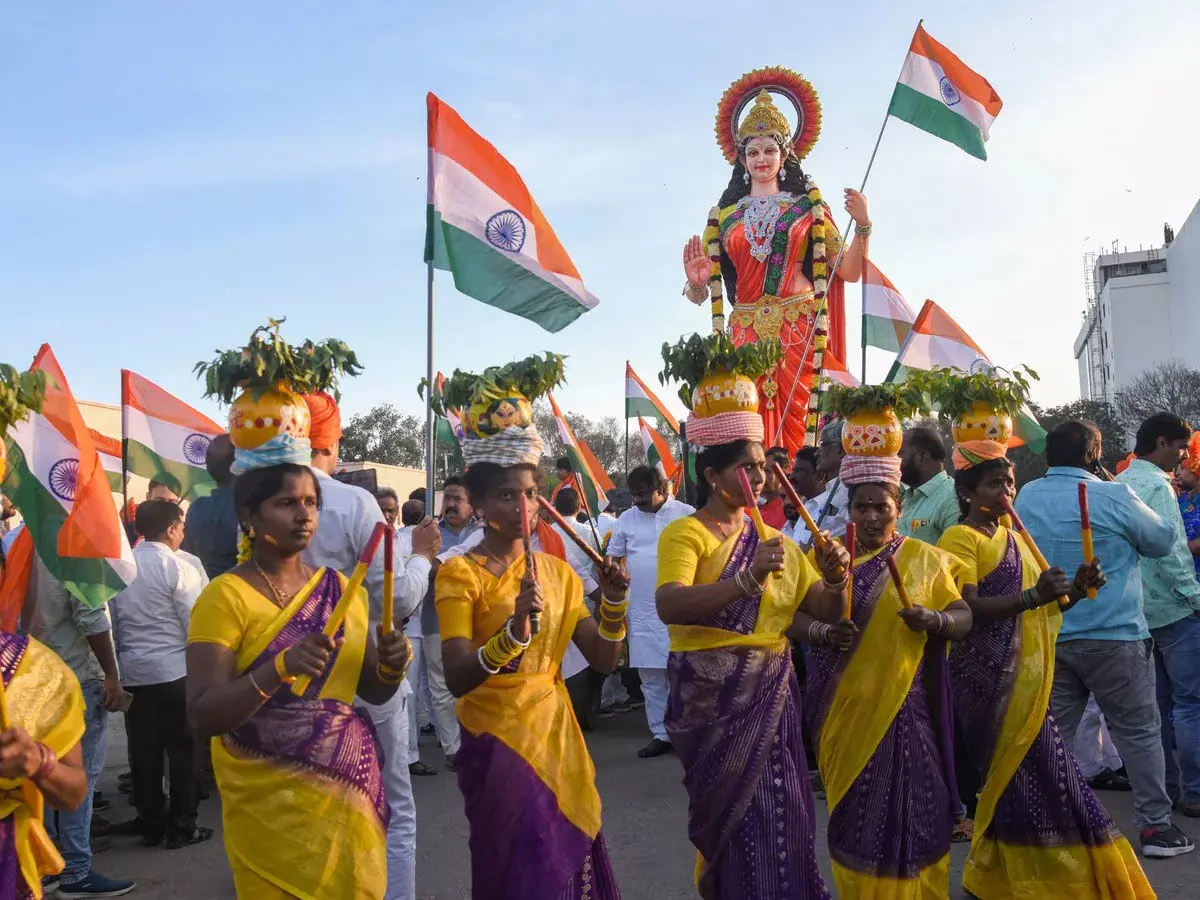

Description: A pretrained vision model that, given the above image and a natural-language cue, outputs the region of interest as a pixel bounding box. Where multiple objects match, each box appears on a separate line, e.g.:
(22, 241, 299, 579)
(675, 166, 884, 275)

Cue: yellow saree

(807, 535, 964, 900)
(656, 516, 830, 899)
(0, 632, 85, 900)
(436, 551, 620, 899)
(939, 525, 1153, 899)
(188, 568, 385, 900)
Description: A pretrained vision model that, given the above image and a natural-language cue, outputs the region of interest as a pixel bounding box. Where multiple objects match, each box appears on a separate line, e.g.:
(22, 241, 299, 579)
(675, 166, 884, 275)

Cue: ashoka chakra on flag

(183, 433, 212, 466)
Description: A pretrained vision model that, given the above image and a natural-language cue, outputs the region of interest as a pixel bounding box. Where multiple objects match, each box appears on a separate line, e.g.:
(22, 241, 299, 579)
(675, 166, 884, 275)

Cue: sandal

(951, 818, 975, 843)
(166, 825, 214, 850)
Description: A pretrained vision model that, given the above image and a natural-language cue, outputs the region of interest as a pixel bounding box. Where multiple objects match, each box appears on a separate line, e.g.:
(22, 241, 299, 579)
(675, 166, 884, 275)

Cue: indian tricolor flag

(891, 300, 1046, 451)
(425, 93, 598, 333)
(861, 261, 917, 353)
(432, 372, 464, 447)
(638, 416, 678, 482)
(888, 24, 1003, 161)
(625, 362, 679, 433)
(547, 392, 610, 517)
(123, 371, 223, 501)
(2, 345, 136, 607)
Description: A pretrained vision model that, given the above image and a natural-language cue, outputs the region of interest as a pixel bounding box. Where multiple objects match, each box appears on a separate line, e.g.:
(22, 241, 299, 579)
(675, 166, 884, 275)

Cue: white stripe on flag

(899, 52, 996, 139)
(432, 153, 597, 309)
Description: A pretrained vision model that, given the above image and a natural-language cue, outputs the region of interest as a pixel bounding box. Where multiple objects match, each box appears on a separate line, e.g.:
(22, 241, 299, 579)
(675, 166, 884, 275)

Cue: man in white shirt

(302, 392, 440, 900)
(789, 421, 849, 547)
(111, 499, 210, 847)
(608, 466, 694, 758)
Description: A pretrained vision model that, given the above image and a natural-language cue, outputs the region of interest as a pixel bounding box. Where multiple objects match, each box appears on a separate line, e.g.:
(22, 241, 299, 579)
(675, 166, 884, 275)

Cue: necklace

(254, 559, 308, 607)
(701, 507, 737, 539)
(739, 194, 789, 262)
(473, 543, 521, 575)
(965, 518, 998, 538)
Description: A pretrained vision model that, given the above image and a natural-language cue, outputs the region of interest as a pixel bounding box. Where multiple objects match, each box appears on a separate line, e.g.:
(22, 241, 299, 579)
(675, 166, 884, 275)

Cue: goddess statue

(682, 68, 872, 452)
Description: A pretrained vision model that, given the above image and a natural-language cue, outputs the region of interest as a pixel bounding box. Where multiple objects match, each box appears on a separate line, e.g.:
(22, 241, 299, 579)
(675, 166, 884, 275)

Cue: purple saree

(806, 537, 959, 884)
(665, 524, 829, 900)
(949, 534, 1118, 850)
(225, 569, 388, 830)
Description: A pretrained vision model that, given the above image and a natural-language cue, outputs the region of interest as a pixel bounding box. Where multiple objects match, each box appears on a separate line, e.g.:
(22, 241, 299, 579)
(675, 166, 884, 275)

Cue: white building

(1075, 199, 1200, 403)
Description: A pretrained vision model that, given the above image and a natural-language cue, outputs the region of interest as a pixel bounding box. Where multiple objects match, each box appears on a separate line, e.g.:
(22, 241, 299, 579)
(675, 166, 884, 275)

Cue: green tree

(1036, 399, 1127, 471)
(1114, 360, 1200, 435)
(339, 404, 427, 468)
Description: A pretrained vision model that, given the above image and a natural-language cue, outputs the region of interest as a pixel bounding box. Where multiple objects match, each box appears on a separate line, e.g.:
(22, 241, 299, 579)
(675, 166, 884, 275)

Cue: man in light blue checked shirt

(1118, 413, 1200, 822)
(1017, 420, 1192, 858)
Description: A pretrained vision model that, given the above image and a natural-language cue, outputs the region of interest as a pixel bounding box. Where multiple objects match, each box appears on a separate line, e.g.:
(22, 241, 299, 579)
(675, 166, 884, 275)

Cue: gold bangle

(247, 670, 273, 700)
(274, 651, 296, 685)
(376, 663, 406, 684)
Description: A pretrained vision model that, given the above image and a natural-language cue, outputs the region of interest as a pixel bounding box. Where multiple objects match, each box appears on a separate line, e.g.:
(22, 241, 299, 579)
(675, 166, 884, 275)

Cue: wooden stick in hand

(1078, 482, 1098, 601)
(535, 495, 605, 567)
(519, 493, 540, 636)
(292, 521, 387, 697)
(769, 461, 827, 551)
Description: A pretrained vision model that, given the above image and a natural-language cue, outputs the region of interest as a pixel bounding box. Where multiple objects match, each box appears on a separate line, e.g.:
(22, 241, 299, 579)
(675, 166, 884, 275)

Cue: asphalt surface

(85, 710, 1198, 899)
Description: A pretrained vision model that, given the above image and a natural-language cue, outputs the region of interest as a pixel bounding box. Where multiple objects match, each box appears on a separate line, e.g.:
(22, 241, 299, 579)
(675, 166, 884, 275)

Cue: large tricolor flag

(432, 372, 464, 447)
(625, 362, 679, 433)
(122, 371, 223, 501)
(890, 300, 1045, 451)
(861, 261, 917, 353)
(547, 392, 610, 517)
(638, 416, 678, 482)
(2, 346, 136, 607)
(425, 93, 599, 333)
(888, 24, 1003, 161)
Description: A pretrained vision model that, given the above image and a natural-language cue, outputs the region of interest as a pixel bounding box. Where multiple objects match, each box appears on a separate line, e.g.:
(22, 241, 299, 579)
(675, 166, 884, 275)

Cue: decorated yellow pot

(228, 385, 311, 451)
(952, 402, 1013, 445)
(841, 407, 903, 457)
(463, 394, 534, 438)
(691, 372, 759, 418)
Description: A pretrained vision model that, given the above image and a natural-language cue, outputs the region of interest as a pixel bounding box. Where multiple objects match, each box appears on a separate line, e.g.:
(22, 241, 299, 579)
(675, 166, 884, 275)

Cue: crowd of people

(3, 378, 1200, 899)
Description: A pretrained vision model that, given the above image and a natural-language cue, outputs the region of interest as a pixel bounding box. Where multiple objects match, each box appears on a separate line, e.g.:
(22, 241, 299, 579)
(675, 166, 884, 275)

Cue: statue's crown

(736, 90, 791, 148)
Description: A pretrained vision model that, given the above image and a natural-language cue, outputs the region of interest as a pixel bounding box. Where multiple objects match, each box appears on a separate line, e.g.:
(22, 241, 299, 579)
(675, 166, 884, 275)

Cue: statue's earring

(779, 165, 786, 181)
(743, 170, 750, 184)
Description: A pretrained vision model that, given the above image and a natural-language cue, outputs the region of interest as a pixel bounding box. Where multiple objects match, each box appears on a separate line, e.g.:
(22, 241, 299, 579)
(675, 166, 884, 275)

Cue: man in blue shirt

(1016, 420, 1192, 858)
(1117, 412, 1200, 822)
(181, 435, 239, 579)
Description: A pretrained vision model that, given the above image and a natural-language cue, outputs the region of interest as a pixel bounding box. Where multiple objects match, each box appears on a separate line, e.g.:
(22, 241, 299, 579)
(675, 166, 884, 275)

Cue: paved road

(88, 711, 1197, 899)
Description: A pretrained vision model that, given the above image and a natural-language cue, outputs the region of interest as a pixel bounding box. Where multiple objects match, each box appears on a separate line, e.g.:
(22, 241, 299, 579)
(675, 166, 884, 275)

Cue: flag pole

(624, 416, 629, 486)
(774, 19, 920, 435)
(120, 374, 129, 535)
(424, 144, 437, 504)
(860, 237, 870, 385)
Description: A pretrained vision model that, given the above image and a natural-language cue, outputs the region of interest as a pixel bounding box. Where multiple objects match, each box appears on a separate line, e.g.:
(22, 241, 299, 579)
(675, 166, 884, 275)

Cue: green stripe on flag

(888, 83, 988, 161)
(2, 439, 125, 608)
(434, 416, 458, 445)
(626, 396, 663, 421)
(125, 439, 216, 501)
(105, 470, 123, 493)
(425, 208, 589, 334)
(564, 446, 604, 518)
(862, 315, 910, 353)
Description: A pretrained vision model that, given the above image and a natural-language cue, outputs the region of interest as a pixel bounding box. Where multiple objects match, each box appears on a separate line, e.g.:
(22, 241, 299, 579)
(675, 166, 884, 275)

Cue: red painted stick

(535, 495, 605, 566)
(519, 493, 540, 635)
(885, 553, 913, 609)
(1079, 482, 1097, 600)
(1000, 497, 1069, 608)
(842, 522, 856, 620)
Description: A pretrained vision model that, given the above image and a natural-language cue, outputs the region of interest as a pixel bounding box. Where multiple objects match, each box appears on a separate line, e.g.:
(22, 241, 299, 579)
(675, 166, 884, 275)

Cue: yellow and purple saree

(436, 551, 620, 900)
(939, 524, 1153, 899)
(188, 568, 387, 900)
(657, 516, 829, 900)
(0, 632, 85, 900)
(807, 535, 963, 899)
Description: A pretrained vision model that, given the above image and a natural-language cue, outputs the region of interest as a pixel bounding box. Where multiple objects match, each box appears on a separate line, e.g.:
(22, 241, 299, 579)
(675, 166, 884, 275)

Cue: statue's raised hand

(683, 235, 711, 287)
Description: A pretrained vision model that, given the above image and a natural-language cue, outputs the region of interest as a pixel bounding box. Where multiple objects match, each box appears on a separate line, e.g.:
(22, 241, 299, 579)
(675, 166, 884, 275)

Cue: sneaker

(1140, 824, 1195, 858)
(598, 699, 633, 719)
(637, 739, 674, 759)
(42, 877, 61, 895)
(1088, 768, 1132, 792)
(56, 871, 136, 897)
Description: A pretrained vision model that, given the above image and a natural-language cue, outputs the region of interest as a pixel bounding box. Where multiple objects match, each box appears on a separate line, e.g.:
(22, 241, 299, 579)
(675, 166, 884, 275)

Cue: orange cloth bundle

(951, 439, 1008, 471)
(304, 391, 342, 451)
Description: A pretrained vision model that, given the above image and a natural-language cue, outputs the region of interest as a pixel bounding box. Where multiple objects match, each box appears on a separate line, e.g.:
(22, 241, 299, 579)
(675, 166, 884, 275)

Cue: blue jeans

(46, 678, 108, 882)
(1152, 614, 1200, 806)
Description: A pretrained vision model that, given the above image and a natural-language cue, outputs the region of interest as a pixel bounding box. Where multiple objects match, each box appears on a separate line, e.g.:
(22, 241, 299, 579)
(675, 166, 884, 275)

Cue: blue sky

(4, 1, 1199, 426)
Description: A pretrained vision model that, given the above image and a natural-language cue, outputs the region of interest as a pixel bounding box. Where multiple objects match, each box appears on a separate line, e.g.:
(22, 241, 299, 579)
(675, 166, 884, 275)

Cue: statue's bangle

(854, 221, 873, 236)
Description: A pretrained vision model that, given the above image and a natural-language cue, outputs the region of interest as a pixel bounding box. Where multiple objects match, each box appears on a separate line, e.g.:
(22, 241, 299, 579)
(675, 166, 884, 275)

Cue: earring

(742, 170, 749, 184)
(779, 165, 786, 180)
